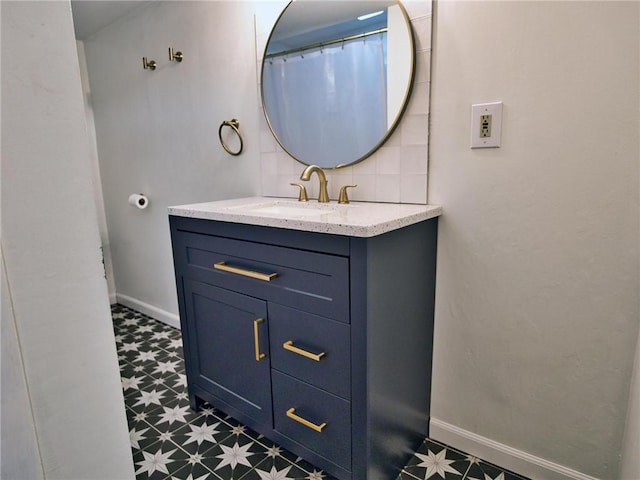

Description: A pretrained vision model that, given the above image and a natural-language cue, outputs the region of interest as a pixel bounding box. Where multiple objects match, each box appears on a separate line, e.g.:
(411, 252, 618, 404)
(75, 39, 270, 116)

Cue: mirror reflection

(261, 0, 415, 169)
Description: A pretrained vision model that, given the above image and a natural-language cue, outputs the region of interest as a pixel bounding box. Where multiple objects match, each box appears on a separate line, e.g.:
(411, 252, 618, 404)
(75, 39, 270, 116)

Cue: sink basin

(246, 205, 329, 217)
(228, 200, 346, 218)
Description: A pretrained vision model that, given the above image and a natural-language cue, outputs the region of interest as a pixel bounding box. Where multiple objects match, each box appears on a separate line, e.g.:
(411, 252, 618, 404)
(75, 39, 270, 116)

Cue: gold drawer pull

(214, 262, 278, 282)
(253, 318, 266, 361)
(283, 341, 326, 362)
(286, 408, 327, 433)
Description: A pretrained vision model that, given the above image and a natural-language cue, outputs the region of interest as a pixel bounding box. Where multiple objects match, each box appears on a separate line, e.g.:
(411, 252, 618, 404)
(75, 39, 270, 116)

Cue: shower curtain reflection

(262, 33, 387, 168)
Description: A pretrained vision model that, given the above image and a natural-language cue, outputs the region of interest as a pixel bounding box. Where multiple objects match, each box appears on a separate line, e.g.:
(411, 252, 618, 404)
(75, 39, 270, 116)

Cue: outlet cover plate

(471, 102, 503, 148)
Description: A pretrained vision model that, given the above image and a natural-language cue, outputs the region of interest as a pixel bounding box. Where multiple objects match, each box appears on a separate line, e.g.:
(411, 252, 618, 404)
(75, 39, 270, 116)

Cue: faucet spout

(300, 165, 330, 203)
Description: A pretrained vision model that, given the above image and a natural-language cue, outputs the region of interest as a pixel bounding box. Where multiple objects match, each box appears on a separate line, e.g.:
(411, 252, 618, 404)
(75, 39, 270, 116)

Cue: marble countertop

(168, 197, 442, 237)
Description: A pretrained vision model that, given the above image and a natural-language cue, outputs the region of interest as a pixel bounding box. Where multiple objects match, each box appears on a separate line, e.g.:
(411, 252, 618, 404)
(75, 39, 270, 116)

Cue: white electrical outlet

(471, 102, 503, 148)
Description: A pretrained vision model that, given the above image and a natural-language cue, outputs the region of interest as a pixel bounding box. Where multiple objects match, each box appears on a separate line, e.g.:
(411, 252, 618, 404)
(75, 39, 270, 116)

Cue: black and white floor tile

(112, 304, 530, 480)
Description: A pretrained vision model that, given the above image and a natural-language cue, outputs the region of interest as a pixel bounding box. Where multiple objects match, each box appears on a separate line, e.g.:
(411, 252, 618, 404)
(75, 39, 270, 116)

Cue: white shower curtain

(263, 33, 388, 167)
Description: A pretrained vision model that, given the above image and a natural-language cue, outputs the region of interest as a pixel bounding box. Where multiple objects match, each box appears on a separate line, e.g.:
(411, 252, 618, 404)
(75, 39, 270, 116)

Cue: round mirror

(261, 0, 415, 169)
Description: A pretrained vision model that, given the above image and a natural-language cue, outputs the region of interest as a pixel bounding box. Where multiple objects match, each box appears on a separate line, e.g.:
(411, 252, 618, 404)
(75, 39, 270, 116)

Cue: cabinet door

(183, 279, 272, 426)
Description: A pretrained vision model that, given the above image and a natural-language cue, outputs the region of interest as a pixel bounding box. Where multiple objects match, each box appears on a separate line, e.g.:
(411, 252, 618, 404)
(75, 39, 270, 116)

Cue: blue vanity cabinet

(169, 215, 438, 480)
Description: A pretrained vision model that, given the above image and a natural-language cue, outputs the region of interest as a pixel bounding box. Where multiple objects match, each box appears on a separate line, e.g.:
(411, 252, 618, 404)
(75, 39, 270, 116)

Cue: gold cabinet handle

(253, 318, 266, 361)
(214, 262, 278, 282)
(283, 341, 326, 362)
(286, 408, 327, 433)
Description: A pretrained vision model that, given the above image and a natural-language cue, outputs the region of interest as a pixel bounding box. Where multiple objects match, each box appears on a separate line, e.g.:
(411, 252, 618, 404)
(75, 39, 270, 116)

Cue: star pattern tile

(112, 304, 530, 480)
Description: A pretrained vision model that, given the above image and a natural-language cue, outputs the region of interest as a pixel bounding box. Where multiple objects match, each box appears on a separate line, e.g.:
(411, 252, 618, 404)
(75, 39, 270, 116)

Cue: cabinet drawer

(178, 231, 349, 322)
(269, 304, 350, 399)
(272, 370, 351, 471)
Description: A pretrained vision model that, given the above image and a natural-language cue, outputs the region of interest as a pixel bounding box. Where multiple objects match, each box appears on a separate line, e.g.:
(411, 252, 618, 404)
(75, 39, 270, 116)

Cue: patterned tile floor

(113, 304, 530, 480)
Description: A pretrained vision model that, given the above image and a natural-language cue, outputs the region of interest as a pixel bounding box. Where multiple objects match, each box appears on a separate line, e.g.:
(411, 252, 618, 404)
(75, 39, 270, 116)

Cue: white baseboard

(114, 293, 181, 330)
(430, 418, 600, 480)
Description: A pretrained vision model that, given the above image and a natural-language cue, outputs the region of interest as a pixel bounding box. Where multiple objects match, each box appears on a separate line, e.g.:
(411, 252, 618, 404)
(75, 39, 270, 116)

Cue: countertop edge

(168, 199, 442, 238)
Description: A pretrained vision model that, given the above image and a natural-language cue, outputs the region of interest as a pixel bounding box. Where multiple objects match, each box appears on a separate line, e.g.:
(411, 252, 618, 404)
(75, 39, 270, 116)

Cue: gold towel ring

(218, 119, 243, 156)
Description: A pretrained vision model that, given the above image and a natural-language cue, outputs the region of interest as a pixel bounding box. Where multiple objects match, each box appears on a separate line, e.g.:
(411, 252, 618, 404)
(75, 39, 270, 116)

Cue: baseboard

(115, 293, 181, 330)
(429, 418, 600, 480)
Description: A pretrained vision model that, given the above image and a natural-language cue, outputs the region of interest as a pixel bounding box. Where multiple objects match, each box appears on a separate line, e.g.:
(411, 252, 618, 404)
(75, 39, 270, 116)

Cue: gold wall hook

(168, 47, 184, 63)
(142, 57, 156, 70)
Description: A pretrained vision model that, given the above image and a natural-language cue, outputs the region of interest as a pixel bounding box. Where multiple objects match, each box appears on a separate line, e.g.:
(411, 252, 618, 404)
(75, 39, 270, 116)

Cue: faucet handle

(338, 185, 357, 204)
(290, 183, 308, 202)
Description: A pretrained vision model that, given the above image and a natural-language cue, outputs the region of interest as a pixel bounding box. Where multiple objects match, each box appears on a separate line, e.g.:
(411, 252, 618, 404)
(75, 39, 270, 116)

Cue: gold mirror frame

(261, 0, 416, 169)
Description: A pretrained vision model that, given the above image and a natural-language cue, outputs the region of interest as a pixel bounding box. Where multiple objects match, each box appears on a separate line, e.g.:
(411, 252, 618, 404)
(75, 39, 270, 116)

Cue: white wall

(620, 6, 640, 469)
(1, 249, 44, 480)
(77, 40, 117, 304)
(82, 1, 264, 324)
(1, 1, 134, 478)
(621, 325, 640, 478)
(428, 2, 640, 479)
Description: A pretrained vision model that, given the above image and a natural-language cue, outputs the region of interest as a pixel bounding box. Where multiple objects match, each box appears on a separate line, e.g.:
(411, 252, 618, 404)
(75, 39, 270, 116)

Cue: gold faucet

(300, 165, 329, 203)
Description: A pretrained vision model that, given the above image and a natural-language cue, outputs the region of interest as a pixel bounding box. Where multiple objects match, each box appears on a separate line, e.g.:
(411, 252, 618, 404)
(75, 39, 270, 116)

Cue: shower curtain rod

(265, 27, 387, 59)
